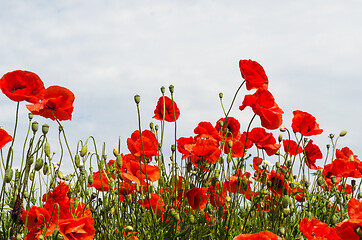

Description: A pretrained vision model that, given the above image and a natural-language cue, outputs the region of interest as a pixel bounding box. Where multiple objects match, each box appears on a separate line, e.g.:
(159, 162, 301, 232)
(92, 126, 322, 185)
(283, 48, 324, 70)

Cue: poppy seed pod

(134, 95, 140, 104)
(80, 144, 87, 157)
(42, 124, 49, 135)
(227, 140, 233, 148)
(28, 113, 33, 120)
(29, 172, 34, 181)
(169, 85, 174, 93)
(27, 156, 34, 165)
(171, 144, 176, 152)
(31, 121, 39, 132)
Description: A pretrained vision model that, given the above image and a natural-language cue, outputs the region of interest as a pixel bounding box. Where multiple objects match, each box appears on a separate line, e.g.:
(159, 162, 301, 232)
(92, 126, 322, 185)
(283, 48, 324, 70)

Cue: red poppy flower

(239, 89, 283, 130)
(153, 96, 180, 122)
(336, 147, 360, 161)
(194, 121, 221, 142)
(0, 70, 45, 103)
(215, 117, 241, 140)
(26, 86, 75, 121)
(42, 182, 72, 220)
(208, 181, 227, 207)
(291, 110, 323, 136)
(293, 187, 305, 202)
(330, 157, 362, 179)
(21, 206, 55, 240)
(322, 163, 342, 189)
(247, 127, 281, 156)
(58, 214, 95, 240)
(137, 193, 165, 216)
(268, 168, 292, 197)
(0, 128, 12, 149)
(282, 139, 303, 155)
(335, 198, 362, 239)
(233, 230, 284, 240)
(190, 138, 221, 166)
(176, 136, 195, 159)
(239, 60, 269, 91)
(299, 218, 340, 240)
(186, 187, 209, 211)
(338, 184, 354, 195)
(304, 140, 322, 170)
(127, 130, 159, 161)
(225, 173, 253, 200)
(127, 160, 161, 182)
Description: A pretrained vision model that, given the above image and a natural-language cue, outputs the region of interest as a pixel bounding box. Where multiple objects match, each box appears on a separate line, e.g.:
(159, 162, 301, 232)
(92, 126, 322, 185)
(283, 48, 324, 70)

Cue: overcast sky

(1, 1, 361, 172)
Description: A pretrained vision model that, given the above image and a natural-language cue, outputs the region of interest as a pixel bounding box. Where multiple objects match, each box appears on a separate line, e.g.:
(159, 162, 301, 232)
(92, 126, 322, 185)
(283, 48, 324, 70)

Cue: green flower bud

(29, 172, 34, 181)
(278, 134, 283, 143)
(282, 207, 290, 216)
(279, 227, 285, 236)
(28, 113, 33, 120)
(279, 126, 287, 132)
(43, 162, 49, 175)
(80, 144, 87, 157)
(16, 233, 22, 240)
(5, 168, 13, 183)
(116, 154, 123, 168)
(339, 130, 347, 137)
(113, 147, 118, 157)
(218, 120, 223, 128)
(125, 226, 134, 233)
(27, 156, 34, 165)
(227, 140, 233, 148)
(171, 144, 176, 152)
(149, 122, 154, 130)
(24, 191, 29, 199)
(88, 175, 94, 185)
(160, 86, 165, 94)
(219, 92, 223, 99)
(75, 154, 81, 168)
(189, 214, 195, 224)
(34, 158, 44, 171)
(58, 171, 64, 179)
(317, 177, 324, 186)
(155, 125, 159, 131)
(42, 124, 49, 135)
(227, 153, 232, 163)
(281, 195, 290, 208)
(134, 95, 140, 104)
(214, 169, 220, 179)
(331, 175, 337, 184)
(32, 121, 39, 132)
(356, 227, 362, 237)
(44, 142, 51, 158)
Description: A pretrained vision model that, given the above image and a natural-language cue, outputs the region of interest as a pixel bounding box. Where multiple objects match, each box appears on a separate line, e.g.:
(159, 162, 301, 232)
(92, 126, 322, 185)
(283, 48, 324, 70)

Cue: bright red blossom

(233, 230, 284, 240)
(304, 140, 322, 170)
(283, 139, 303, 155)
(127, 130, 159, 161)
(299, 218, 340, 240)
(186, 187, 209, 211)
(335, 198, 362, 239)
(239, 89, 283, 130)
(0, 70, 45, 103)
(0, 128, 12, 149)
(26, 86, 75, 121)
(239, 60, 269, 90)
(248, 127, 281, 156)
(153, 96, 180, 122)
(291, 110, 323, 136)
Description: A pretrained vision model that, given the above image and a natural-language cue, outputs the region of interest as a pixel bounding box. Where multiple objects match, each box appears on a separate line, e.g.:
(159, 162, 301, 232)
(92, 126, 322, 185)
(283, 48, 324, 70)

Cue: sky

(1, 1, 362, 173)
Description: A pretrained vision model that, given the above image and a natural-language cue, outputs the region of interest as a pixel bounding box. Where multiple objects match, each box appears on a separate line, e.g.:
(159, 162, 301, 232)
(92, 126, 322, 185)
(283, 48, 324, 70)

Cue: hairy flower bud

(44, 142, 51, 158)
(134, 95, 140, 104)
(339, 130, 347, 137)
(75, 154, 81, 168)
(116, 154, 123, 168)
(5, 168, 13, 183)
(169, 85, 174, 93)
(80, 144, 87, 157)
(219, 92, 223, 99)
(34, 158, 44, 171)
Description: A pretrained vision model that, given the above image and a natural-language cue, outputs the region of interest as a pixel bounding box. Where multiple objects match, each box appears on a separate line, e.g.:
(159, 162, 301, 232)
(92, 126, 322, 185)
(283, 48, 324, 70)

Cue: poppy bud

(160, 86, 165, 94)
(279, 126, 287, 132)
(282, 207, 290, 216)
(278, 134, 283, 143)
(42, 124, 49, 135)
(88, 175, 93, 185)
(24, 191, 29, 199)
(134, 95, 140, 104)
(34, 158, 43, 171)
(275, 162, 280, 168)
(169, 85, 174, 93)
(214, 169, 220, 179)
(331, 175, 337, 184)
(29, 172, 34, 181)
(317, 177, 324, 186)
(227, 140, 233, 148)
(125, 225, 134, 233)
(329, 133, 334, 139)
(189, 214, 195, 224)
(80, 144, 87, 157)
(16, 234, 22, 240)
(339, 130, 347, 137)
(326, 144, 330, 149)
(27, 156, 34, 166)
(281, 195, 289, 208)
(218, 120, 223, 128)
(58, 171, 64, 179)
(219, 92, 223, 99)
(5, 168, 13, 183)
(227, 153, 232, 163)
(32, 121, 38, 132)
(149, 122, 154, 129)
(116, 154, 123, 168)
(44, 142, 51, 158)
(75, 154, 81, 168)
(43, 162, 49, 175)
(113, 147, 118, 157)
(155, 125, 159, 131)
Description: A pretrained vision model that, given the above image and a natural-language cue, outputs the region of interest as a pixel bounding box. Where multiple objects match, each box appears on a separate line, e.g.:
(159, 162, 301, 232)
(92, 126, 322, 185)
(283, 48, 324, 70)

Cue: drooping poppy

(0, 128, 13, 149)
(127, 130, 159, 161)
(304, 140, 322, 170)
(291, 110, 323, 136)
(239, 89, 283, 130)
(233, 230, 284, 240)
(299, 218, 340, 240)
(26, 86, 75, 121)
(153, 96, 180, 122)
(239, 60, 269, 91)
(0, 70, 45, 103)
(247, 127, 281, 156)
(186, 187, 209, 211)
